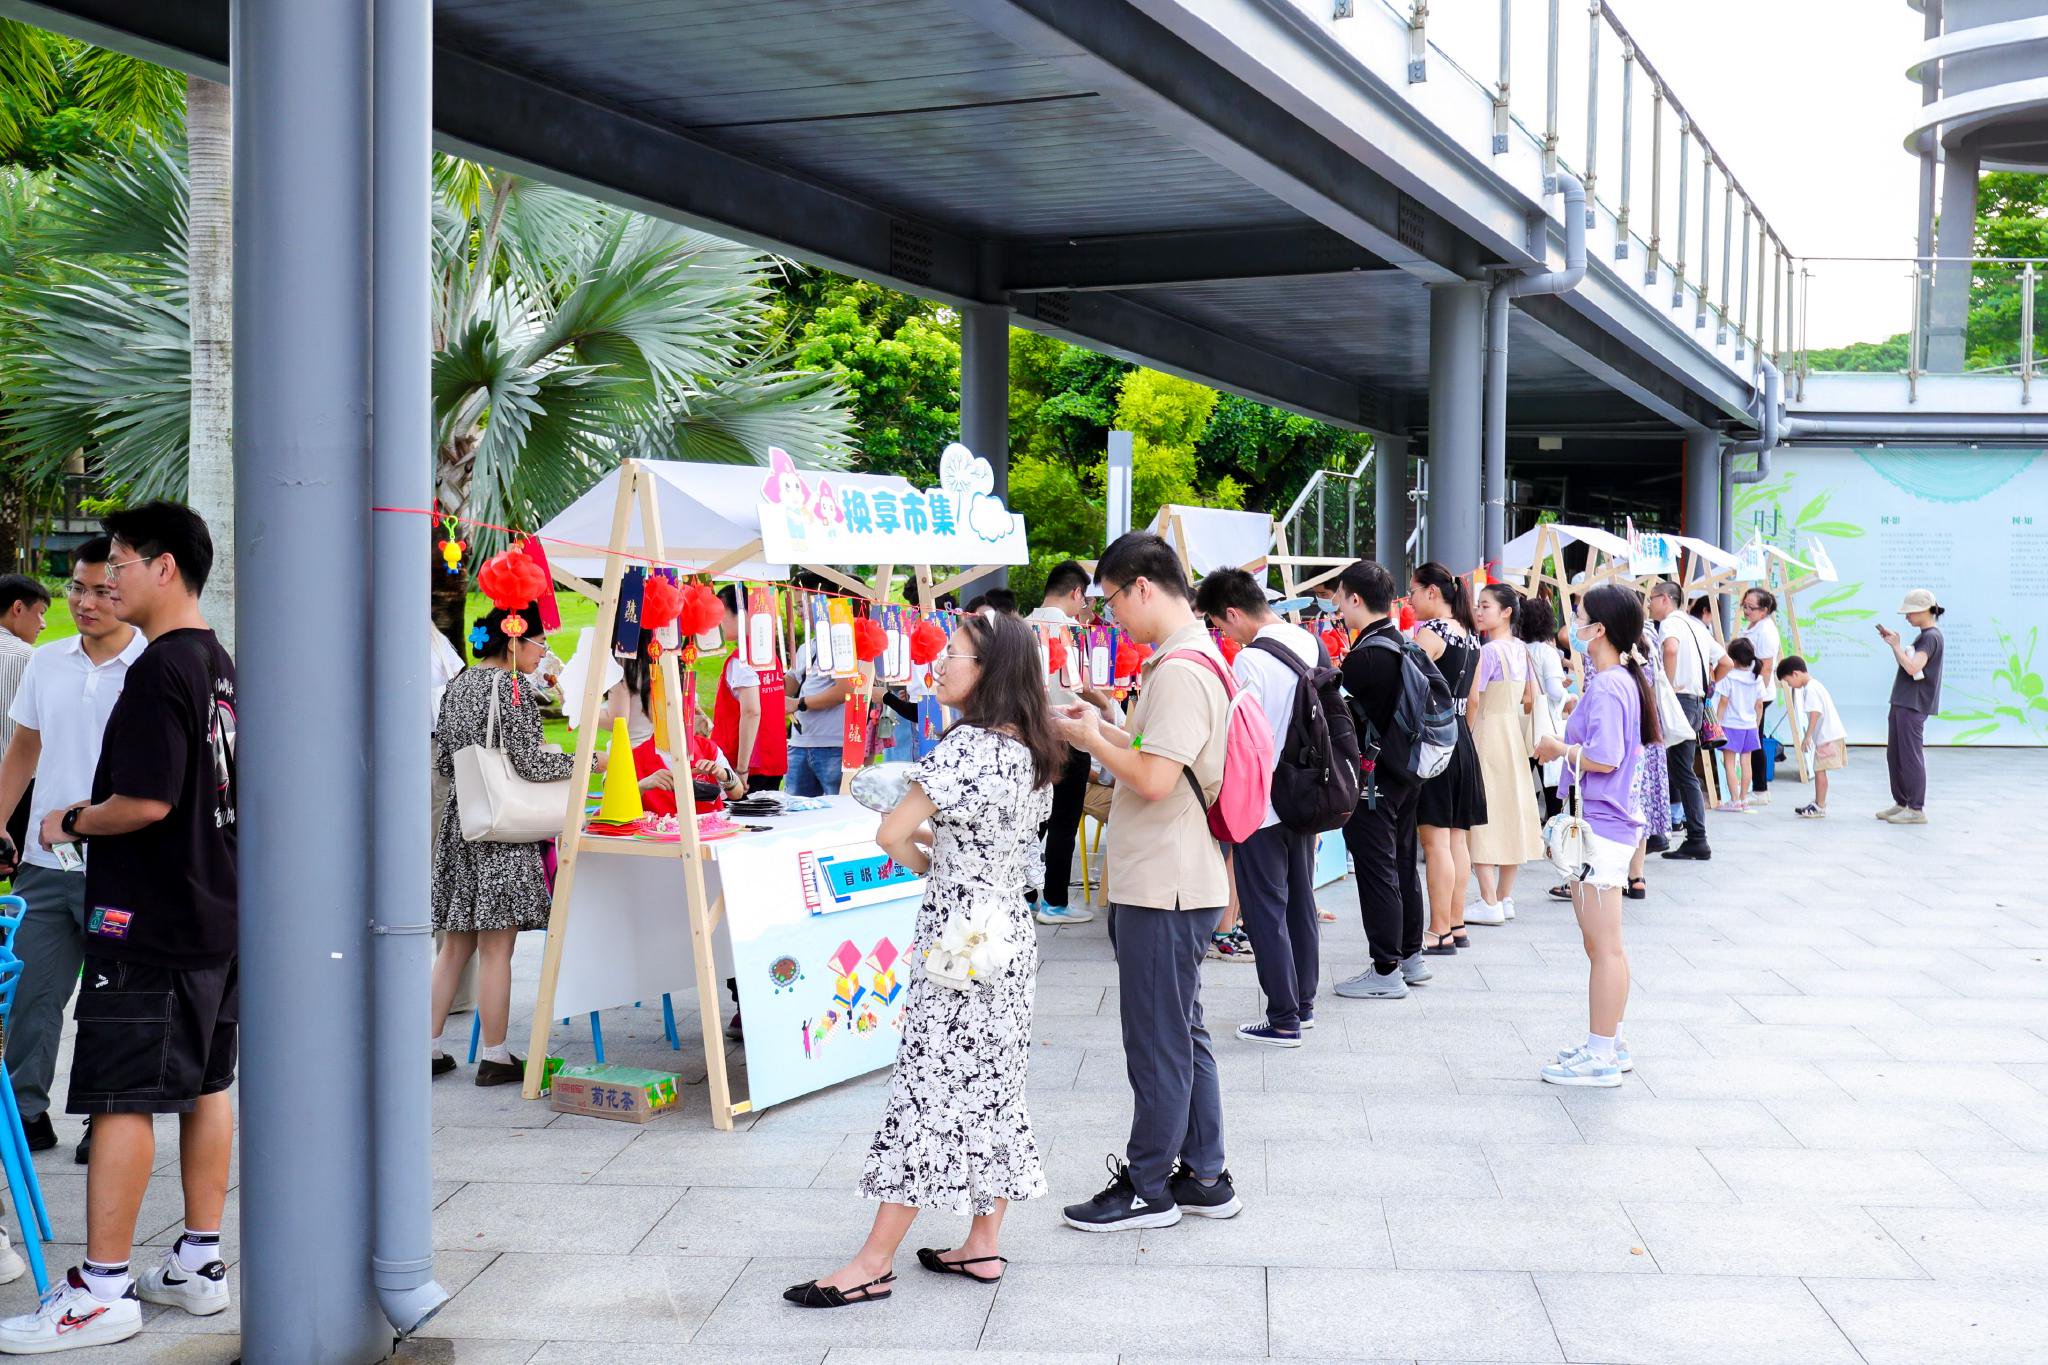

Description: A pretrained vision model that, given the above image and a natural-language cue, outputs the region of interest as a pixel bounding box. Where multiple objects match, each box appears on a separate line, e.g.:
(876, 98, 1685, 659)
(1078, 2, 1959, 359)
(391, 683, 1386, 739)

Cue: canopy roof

(1150, 504, 1275, 579)
(1499, 523, 1738, 574)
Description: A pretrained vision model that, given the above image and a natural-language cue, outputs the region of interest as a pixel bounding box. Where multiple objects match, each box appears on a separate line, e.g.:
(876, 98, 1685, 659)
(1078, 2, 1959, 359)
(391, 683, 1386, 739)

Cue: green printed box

(547, 1064, 682, 1123)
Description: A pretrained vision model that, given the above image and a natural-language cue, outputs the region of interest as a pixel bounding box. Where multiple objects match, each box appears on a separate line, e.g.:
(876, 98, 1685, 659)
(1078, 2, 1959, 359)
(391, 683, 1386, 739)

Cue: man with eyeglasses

(0, 542, 143, 1167)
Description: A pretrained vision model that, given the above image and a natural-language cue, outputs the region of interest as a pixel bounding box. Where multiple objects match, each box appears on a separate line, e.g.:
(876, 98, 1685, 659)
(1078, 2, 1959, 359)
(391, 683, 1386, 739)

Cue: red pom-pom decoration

(1047, 634, 1069, 673)
(908, 619, 947, 665)
(1321, 626, 1349, 660)
(1113, 637, 1151, 680)
(639, 575, 682, 631)
(675, 582, 722, 637)
(1397, 601, 1416, 632)
(477, 548, 547, 611)
(1217, 635, 1242, 664)
(853, 616, 888, 662)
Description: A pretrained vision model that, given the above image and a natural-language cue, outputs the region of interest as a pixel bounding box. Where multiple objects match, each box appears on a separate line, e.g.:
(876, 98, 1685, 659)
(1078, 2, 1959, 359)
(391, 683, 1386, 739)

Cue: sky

(1427, 0, 1931, 348)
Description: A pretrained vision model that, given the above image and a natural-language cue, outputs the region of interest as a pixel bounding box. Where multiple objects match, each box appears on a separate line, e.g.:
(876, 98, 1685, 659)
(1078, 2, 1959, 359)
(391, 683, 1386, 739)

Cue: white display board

(1733, 446, 2046, 746)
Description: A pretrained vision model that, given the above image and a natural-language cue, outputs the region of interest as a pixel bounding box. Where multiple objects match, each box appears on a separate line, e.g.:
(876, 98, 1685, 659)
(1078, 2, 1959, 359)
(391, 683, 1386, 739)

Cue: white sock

(1586, 1032, 1618, 1061)
(430, 1039, 448, 1060)
(174, 1229, 222, 1273)
(80, 1259, 131, 1302)
(482, 1043, 514, 1065)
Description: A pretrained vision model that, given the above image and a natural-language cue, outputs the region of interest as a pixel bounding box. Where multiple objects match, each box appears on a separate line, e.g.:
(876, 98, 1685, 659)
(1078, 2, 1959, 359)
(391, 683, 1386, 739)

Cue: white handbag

(1541, 755, 1595, 881)
(922, 893, 1022, 992)
(1652, 666, 1695, 746)
(453, 670, 574, 843)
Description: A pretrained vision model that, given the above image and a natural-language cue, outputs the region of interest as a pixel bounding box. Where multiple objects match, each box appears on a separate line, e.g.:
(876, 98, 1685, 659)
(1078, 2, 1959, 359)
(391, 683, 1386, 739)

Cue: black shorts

(66, 955, 238, 1115)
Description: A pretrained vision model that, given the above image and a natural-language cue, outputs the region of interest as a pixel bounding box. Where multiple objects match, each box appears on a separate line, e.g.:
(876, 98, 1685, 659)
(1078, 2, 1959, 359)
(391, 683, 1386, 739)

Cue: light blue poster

(1733, 447, 2045, 745)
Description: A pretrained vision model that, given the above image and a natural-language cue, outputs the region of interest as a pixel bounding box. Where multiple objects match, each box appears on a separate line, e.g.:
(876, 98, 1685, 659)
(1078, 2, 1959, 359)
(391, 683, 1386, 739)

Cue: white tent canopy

(1149, 503, 1274, 578)
(538, 460, 804, 582)
(1499, 523, 1739, 574)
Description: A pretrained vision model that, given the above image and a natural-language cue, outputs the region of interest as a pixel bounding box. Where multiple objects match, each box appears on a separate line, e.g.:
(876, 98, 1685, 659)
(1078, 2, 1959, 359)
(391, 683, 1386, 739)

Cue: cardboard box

(547, 1064, 681, 1123)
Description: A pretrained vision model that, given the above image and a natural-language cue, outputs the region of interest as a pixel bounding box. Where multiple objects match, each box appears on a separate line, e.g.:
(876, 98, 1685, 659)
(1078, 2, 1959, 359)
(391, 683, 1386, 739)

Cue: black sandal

(1450, 923, 1470, 949)
(1423, 929, 1458, 955)
(917, 1248, 1008, 1281)
(783, 1272, 895, 1308)
(1548, 884, 1573, 901)
(1625, 877, 1648, 900)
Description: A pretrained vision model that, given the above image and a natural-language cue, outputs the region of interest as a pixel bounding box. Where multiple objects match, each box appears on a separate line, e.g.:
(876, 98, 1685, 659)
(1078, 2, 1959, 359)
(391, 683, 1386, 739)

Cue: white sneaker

(1501, 896, 1516, 921)
(137, 1246, 230, 1317)
(0, 1231, 24, 1286)
(0, 1269, 142, 1354)
(1465, 900, 1507, 926)
(1751, 791, 1771, 807)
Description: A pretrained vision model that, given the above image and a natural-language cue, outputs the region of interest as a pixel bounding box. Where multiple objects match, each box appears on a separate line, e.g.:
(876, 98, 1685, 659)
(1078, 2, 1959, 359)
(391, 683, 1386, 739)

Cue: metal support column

(233, 0, 391, 1358)
(1374, 433, 1410, 580)
(1683, 428, 1720, 549)
(370, 0, 449, 1339)
(1916, 0, 1943, 264)
(1929, 146, 1978, 372)
(960, 302, 1011, 586)
(1426, 282, 1486, 574)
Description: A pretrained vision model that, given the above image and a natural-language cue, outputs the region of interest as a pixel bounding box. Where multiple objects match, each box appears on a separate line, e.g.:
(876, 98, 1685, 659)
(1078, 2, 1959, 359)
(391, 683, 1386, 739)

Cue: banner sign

(758, 443, 1029, 566)
(1627, 520, 1678, 576)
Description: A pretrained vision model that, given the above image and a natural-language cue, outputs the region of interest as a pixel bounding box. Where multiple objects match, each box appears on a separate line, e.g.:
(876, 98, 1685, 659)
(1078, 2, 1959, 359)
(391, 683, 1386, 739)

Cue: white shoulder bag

(1651, 659, 1695, 747)
(1541, 753, 1595, 881)
(453, 671, 575, 843)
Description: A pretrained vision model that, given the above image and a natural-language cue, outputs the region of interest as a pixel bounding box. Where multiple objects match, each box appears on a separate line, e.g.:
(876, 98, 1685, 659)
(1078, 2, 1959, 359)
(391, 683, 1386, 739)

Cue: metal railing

(1791, 255, 2048, 399)
(1353, 0, 1796, 376)
(1278, 448, 1376, 559)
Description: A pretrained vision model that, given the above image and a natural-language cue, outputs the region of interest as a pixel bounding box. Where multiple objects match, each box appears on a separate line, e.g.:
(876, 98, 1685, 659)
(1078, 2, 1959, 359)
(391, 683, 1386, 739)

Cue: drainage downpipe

(1781, 415, 2048, 439)
(369, 0, 449, 1337)
(1718, 357, 1783, 547)
(1484, 172, 1588, 565)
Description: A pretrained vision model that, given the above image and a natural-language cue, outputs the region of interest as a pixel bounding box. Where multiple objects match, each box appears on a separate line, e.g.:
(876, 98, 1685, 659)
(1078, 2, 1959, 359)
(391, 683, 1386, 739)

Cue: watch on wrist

(61, 805, 87, 840)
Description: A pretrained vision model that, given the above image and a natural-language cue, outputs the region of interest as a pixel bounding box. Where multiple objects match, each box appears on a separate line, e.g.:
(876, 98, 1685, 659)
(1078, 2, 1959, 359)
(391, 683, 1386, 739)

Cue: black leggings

(1750, 699, 1772, 791)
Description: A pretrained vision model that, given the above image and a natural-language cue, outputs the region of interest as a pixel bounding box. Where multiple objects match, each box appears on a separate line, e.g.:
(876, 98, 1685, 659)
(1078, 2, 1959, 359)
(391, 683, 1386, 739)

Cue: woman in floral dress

(785, 612, 1063, 1309)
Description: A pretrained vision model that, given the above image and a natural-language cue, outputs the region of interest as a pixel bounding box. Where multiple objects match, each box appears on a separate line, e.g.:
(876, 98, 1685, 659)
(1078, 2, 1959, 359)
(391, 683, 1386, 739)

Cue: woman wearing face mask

(1408, 562, 1488, 949)
(1531, 585, 1658, 1087)
(1466, 583, 1544, 922)
(428, 604, 574, 1085)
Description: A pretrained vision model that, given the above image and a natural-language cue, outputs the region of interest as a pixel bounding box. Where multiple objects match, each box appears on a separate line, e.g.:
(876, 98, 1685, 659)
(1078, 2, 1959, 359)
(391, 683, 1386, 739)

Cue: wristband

(61, 805, 87, 841)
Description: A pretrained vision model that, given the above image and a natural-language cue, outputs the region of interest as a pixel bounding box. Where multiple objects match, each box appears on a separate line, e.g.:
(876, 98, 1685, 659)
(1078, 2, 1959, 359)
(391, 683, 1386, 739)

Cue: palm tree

(2, 137, 854, 648)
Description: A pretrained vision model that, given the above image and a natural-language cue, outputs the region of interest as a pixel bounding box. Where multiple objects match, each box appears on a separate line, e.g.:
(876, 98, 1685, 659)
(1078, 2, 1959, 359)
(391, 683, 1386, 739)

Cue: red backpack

(1160, 649, 1274, 845)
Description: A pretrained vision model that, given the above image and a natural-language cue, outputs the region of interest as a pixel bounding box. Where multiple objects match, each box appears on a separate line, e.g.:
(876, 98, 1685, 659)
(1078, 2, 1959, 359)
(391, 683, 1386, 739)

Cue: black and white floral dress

(858, 724, 1053, 1215)
(431, 665, 574, 933)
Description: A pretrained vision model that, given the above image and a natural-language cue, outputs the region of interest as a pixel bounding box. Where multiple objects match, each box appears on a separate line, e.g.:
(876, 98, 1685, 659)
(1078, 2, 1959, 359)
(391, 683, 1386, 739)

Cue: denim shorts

(1573, 830, 1636, 891)
(67, 955, 238, 1115)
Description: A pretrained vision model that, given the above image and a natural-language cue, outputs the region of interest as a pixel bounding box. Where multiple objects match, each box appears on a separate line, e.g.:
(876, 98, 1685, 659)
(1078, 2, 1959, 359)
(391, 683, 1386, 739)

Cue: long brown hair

(945, 612, 1066, 788)
(1413, 561, 1476, 633)
(1580, 583, 1660, 746)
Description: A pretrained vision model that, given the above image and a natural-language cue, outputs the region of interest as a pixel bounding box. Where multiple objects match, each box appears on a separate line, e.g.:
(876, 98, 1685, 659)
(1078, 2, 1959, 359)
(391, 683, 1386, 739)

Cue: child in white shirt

(1714, 638, 1766, 811)
(1776, 655, 1846, 817)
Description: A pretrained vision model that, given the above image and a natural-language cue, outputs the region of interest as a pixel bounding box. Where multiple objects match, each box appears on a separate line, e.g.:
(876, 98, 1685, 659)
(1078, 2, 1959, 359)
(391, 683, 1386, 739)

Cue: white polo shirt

(1231, 620, 1319, 830)
(5, 630, 147, 871)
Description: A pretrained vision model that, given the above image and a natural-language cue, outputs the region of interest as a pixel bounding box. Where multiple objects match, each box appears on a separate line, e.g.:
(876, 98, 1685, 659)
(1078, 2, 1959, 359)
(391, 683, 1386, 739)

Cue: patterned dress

(859, 724, 1053, 1215)
(431, 665, 574, 932)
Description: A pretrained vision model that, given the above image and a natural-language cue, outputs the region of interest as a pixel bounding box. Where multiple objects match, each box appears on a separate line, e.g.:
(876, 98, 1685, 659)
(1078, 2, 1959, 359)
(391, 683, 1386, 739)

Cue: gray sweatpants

(1887, 705, 1928, 810)
(4, 864, 87, 1122)
(1113, 902, 1227, 1202)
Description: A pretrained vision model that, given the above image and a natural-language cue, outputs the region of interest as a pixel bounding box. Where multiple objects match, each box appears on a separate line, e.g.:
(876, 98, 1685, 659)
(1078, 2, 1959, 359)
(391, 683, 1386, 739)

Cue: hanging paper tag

(881, 606, 911, 685)
(1059, 622, 1082, 690)
(613, 567, 646, 659)
(840, 687, 869, 774)
(808, 592, 836, 673)
(745, 584, 781, 669)
(827, 597, 858, 680)
(1088, 624, 1112, 689)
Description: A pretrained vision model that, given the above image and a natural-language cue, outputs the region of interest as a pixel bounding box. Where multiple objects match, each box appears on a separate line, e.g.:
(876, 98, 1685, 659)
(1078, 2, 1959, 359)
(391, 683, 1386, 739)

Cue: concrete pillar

(959, 302, 1010, 589)
(1374, 433, 1409, 580)
(1425, 283, 1486, 574)
(1683, 428, 1721, 549)
(1928, 145, 1978, 373)
(233, 0, 389, 1358)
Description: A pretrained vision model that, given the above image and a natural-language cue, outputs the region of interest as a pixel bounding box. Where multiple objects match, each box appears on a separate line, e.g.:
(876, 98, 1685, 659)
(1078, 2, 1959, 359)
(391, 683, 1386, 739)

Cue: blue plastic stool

(467, 994, 680, 1063)
(0, 897, 55, 1294)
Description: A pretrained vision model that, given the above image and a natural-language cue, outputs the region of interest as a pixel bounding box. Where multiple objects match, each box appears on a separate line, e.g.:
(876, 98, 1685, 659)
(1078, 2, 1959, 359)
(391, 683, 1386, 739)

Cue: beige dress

(1467, 639, 1546, 866)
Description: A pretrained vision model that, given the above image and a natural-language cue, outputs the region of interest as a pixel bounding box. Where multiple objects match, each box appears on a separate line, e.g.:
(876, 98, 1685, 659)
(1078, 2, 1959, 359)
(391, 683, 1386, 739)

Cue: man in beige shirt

(1052, 532, 1241, 1232)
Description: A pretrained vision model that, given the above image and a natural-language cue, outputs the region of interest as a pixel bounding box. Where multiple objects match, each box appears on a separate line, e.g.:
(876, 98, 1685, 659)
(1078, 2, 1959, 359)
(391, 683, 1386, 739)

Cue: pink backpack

(1161, 648, 1274, 845)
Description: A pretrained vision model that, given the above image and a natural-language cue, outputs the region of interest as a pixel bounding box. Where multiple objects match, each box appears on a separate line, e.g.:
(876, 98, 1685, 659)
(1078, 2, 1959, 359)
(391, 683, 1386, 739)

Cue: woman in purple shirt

(1532, 584, 1660, 1088)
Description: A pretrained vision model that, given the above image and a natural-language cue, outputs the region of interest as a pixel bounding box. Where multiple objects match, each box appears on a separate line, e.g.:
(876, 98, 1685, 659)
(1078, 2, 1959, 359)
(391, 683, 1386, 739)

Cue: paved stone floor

(9, 748, 2046, 1362)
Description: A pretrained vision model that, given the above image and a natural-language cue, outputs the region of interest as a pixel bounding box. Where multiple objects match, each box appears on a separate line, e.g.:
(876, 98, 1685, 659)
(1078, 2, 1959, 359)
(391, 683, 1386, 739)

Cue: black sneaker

(1644, 834, 1669, 853)
(1167, 1160, 1244, 1219)
(74, 1115, 92, 1166)
(21, 1112, 55, 1153)
(1061, 1155, 1181, 1233)
(1660, 842, 1712, 861)
(431, 1053, 457, 1077)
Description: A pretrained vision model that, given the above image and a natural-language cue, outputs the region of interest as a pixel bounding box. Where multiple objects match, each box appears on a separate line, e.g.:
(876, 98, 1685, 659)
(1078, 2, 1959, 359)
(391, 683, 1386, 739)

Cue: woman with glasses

(785, 612, 1063, 1308)
(1736, 588, 1780, 804)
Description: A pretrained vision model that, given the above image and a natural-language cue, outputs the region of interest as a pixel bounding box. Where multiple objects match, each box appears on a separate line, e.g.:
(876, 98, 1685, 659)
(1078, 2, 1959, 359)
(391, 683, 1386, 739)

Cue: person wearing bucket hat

(1876, 588, 1945, 825)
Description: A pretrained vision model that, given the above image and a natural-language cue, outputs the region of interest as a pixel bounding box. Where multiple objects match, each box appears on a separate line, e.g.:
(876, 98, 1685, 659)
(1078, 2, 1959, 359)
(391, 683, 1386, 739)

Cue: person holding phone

(1877, 589, 1945, 825)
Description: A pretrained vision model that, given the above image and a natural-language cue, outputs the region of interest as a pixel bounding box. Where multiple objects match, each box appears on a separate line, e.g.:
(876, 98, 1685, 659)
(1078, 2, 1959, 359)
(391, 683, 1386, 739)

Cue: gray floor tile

(1868, 1205, 2048, 1279)
(1923, 1148, 2048, 1210)
(423, 1254, 744, 1342)
(1683, 1023, 1892, 1060)
(1536, 1272, 1860, 1365)
(1386, 1198, 1655, 1274)
(691, 1257, 997, 1352)
(1269, 1268, 1561, 1361)
(1701, 1147, 1976, 1206)
(433, 1181, 679, 1254)
(585, 1128, 847, 1187)
(1631, 1056, 1852, 1101)
(532, 1347, 822, 1364)
(1804, 1275, 2048, 1365)
(979, 1264, 1267, 1355)
(635, 1186, 878, 1259)
(1816, 1058, 2047, 1104)
(1480, 1143, 1736, 1203)
(1760, 1099, 2017, 1150)
(1267, 1139, 1495, 1197)
(391, 1341, 544, 1364)
(1556, 1096, 1800, 1147)
(1623, 1201, 1927, 1277)
(1134, 1194, 1393, 1268)
(431, 1124, 642, 1185)
(1364, 1095, 1579, 1145)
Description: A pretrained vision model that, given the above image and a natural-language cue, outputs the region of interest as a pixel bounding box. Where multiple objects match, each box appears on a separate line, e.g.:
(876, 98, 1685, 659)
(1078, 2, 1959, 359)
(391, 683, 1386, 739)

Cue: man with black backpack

(1333, 559, 1439, 1001)
(1195, 570, 1354, 1047)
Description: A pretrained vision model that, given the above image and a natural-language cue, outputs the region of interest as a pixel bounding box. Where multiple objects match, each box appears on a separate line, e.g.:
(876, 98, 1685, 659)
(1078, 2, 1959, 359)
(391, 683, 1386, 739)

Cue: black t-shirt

(1341, 619, 1417, 789)
(83, 629, 238, 968)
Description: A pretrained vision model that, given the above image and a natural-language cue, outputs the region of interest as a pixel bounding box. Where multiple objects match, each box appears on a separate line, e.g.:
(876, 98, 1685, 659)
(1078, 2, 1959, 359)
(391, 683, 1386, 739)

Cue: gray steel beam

(233, 0, 389, 1358)
(0, 0, 226, 79)
(1010, 290, 1401, 435)
(960, 303, 1012, 592)
(1375, 434, 1410, 580)
(952, 0, 1480, 283)
(1515, 294, 1728, 431)
(1683, 428, 1721, 545)
(1003, 224, 1392, 293)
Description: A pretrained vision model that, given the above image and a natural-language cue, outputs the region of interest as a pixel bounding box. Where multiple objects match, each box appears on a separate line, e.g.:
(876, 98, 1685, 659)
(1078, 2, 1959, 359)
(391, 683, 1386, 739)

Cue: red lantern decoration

(908, 619, 947, 665)
(639, 575, 683, 631)
(675, 582, 722, 637)
(1397, 601, 1417, 633)
(1113, 637, 1150, 680)
(1217, 635, 1242, 665)
(1321, 626, 1349, 661)
(477, 548, 548, 611)
(1047, 634, 1069, 673)
(852, 616, 888, 662)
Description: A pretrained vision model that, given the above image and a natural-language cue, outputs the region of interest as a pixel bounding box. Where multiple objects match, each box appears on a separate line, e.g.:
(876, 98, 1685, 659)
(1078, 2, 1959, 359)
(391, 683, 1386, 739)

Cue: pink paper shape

(828, 940, 861, 976)
(868, 938, 899, 973)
